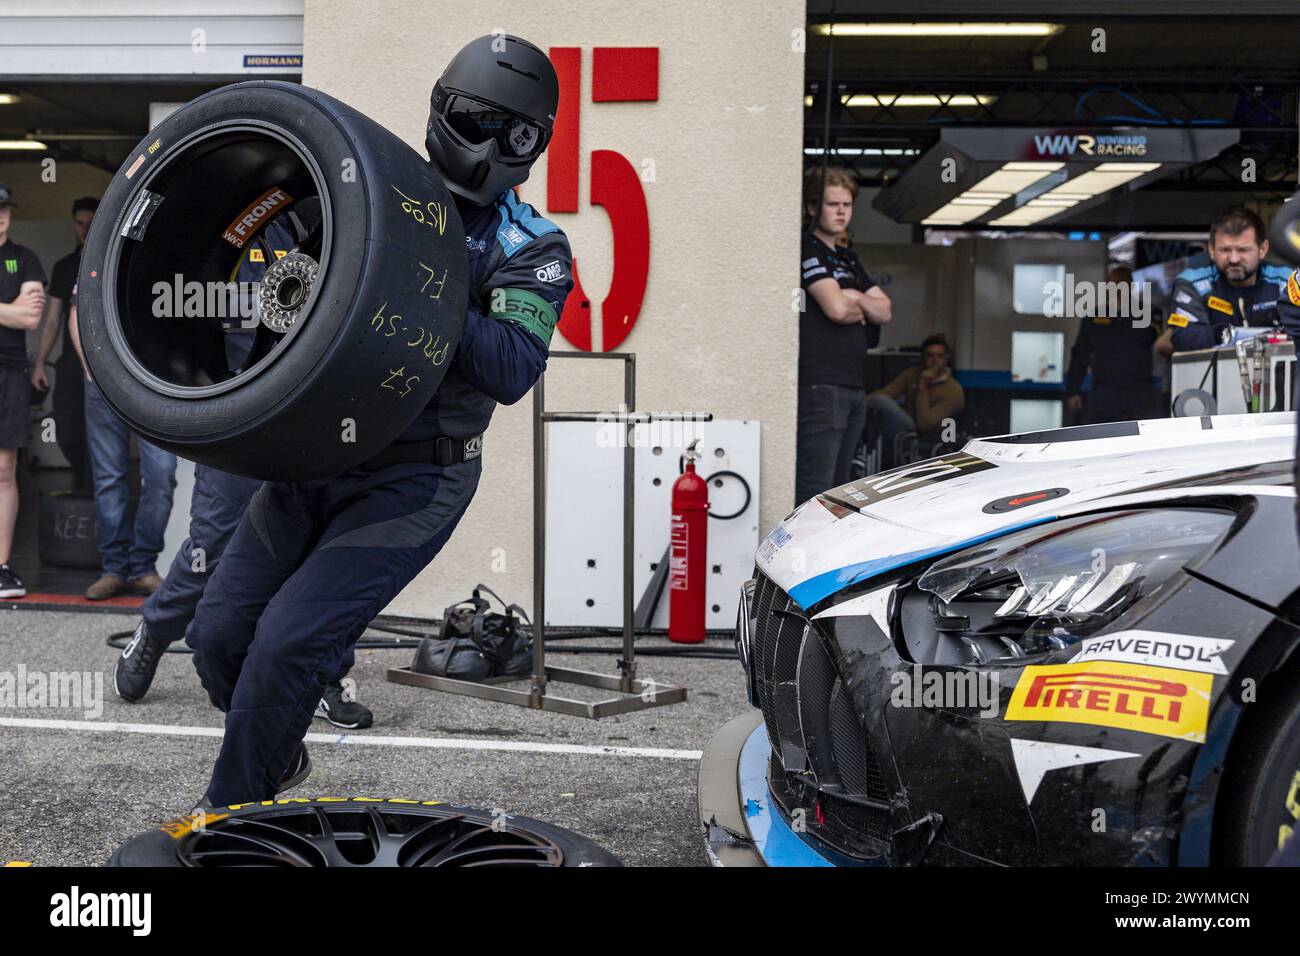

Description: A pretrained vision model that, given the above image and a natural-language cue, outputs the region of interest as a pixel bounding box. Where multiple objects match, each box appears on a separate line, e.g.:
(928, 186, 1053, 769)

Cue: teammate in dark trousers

(185, 34, 573, 806)
(1166, 207, 1291, 352)
(1064, 266, 1162, 423)
(0, 183, 47, 599)
(113, 222, 372, 729)
(31, 197, 98, 495)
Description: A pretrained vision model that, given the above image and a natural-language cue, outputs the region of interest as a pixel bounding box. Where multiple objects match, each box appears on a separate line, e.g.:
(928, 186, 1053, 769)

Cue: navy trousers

(143, 464, 262, 642)
(186, 460, 480, 806)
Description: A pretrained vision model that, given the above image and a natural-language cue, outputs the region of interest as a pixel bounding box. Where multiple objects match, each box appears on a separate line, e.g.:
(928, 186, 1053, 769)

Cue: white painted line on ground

(0, 716, 703, 761)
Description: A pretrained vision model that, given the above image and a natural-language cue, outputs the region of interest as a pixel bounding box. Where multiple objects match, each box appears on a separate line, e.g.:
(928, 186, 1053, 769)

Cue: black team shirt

(799, 233, 877, 389)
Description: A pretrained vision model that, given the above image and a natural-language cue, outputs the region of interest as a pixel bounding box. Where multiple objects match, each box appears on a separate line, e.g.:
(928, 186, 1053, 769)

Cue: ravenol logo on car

(1006, 661, 1212, 741)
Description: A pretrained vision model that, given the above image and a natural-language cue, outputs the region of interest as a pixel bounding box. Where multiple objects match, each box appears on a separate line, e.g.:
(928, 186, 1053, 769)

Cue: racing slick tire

(1214, 672, 1300, 865)
(107, 797, 622, 867)
(77, 81, 469, 481)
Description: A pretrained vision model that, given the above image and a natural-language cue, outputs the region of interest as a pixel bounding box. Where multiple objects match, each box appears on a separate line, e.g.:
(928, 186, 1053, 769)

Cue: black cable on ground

(105, 625, 737, 657)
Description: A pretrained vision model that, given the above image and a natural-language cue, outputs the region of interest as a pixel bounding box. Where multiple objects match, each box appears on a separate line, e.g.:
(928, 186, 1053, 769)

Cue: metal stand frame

(386, 351, 705, 719)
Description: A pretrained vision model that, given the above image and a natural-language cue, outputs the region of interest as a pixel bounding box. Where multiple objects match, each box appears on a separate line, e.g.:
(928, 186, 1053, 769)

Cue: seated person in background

(1166, 207, 1291, 352)
(1065, 265, 1161, 423)
(865, 334, 964, 471)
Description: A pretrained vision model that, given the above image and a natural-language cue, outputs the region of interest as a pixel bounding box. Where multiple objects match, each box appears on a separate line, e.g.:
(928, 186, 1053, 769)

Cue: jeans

(795, 384, 867, 506)
(864, 392, 917, 472)
(84, 378, 178, 579)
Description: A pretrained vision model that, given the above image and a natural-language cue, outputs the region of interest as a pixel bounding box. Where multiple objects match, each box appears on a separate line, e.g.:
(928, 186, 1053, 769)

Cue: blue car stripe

(738, 724, 834, 866)
(787, 517, 1055, 610)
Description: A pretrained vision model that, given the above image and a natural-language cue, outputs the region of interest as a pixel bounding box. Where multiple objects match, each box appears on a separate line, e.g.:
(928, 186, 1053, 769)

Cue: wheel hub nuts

(258, 251, 319, 333)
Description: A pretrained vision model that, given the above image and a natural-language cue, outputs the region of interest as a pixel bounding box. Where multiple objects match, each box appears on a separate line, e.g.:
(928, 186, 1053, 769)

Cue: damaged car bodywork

(700, 414, 1300, 866)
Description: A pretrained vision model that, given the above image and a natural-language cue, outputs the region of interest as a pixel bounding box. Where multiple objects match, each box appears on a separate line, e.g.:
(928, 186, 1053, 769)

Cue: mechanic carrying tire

(112, 223, 372, 730)
(82, 34, 573, 808)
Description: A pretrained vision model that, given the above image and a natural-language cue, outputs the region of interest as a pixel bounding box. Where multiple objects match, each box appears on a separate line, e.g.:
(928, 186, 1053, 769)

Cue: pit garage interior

(0, 1, 1297, 868)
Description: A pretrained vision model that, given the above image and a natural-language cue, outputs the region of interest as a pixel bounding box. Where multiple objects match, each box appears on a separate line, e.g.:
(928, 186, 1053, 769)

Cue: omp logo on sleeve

(534, 260, 565, 283)
(823, 451, 995, 510)
(221, 186, 293, 249)
(1207, 295, 1234, 315)
(1006, 661, 1212, 741)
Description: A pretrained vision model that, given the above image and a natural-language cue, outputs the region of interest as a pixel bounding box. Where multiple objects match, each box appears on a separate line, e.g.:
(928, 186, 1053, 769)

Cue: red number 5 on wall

(546, 46, 656, 352)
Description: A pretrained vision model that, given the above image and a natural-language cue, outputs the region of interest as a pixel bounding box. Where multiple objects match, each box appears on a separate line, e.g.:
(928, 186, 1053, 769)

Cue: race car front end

(699, 415, 1300, 866)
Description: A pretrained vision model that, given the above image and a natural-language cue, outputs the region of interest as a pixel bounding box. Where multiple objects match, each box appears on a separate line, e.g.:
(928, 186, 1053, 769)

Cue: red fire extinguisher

(669, 442, 709, 644)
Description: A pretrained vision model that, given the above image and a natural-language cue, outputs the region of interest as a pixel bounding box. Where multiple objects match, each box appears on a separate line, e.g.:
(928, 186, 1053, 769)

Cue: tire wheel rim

(101, 122, 332, 400)
(176, 804, 565, 867)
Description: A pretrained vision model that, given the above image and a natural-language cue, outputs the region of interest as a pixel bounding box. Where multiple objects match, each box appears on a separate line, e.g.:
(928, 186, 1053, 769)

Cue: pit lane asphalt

(0, 608, 751, 867)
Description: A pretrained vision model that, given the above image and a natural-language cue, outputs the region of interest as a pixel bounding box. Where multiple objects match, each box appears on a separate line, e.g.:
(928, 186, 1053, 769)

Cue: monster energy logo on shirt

(3, 259, 16, 274)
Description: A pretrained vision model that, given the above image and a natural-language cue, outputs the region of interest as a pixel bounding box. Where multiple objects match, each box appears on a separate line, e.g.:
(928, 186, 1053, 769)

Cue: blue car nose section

(786, 517, 1055, 610)
(739, 724, 835, 866)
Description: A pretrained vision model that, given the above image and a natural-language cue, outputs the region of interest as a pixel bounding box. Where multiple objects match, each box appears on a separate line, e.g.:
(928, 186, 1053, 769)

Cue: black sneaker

(112, 620, 170, 703)
(276, 744, 312, 795)
(0, 564, 26, 599)
(314, 679, 374, 729)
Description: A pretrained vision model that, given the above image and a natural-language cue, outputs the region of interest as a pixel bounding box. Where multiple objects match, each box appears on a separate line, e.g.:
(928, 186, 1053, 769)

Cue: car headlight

(736, 578, 757, 705)
(897, 508, 1236, 666)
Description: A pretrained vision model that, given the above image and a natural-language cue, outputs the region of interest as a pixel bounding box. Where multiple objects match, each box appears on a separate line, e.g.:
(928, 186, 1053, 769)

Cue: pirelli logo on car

(1006, 661, 1212, 741)
(822, 451, 995, 510)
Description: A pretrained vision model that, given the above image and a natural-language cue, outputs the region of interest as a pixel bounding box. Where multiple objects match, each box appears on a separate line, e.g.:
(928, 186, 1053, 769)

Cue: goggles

(443, 93, 546, 160)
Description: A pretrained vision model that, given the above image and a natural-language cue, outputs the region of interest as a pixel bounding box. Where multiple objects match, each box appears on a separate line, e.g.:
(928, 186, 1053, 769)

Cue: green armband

(489, 288, 559, 346)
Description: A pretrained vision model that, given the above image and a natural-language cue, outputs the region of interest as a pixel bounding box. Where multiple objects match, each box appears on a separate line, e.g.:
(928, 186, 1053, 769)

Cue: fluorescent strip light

(988, 207, 1059, 227)
(0, 94, 19, 106)
(818, 22, 1062, 37)
(0, 140, 46, 151)
(844, 94, 995, 108)
(802, 147, 920, 156)
(1052, 166, 1157, 198)
(962, 162, 1062, 198)
(1096, 162, 1161, 172)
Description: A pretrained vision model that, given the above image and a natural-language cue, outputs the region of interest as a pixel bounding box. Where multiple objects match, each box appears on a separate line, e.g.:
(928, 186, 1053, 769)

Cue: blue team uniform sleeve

(454, 230, 574, 406)
(1275, 269, 1300, 339)
(1168, 273, 1220, 352)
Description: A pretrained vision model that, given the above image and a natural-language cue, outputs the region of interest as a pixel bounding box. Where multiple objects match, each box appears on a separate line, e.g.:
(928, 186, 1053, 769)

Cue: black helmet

(425, 34, 559, 205)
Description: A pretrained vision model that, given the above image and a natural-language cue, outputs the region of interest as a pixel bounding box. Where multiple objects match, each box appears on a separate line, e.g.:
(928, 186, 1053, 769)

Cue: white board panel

(544, 419, 760, 629)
